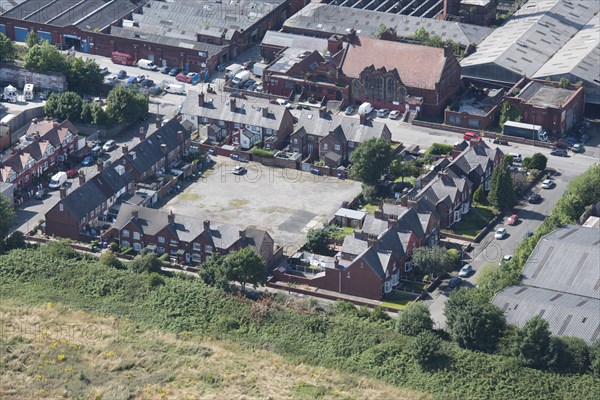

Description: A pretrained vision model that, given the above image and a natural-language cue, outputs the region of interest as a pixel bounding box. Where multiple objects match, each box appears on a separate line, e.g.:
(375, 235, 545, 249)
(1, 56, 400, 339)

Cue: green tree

(5, 230, 26, 251)
(487, 159, 516, 209)
(43, 91, 83, 122)
(67, 57, 103, 95)
(91, 102, 109, 125)
(80, 102, 94, 124)
(412, 245, 455, 279)
(473, 186, 486, 204)
(99, 250, 124, 269)
(0, 33, 17, 63)
(391, 159, 421, 181)
(409, 331, 442, 368)
(413, 27, 430, 42)
(513, 316, 554, 370)
(502, 154, 514, 166)
(559, 77, 570, 88)
(25, 30, 41, 47)
(445, 289, 506, 352)
(499, 101, 521, 128)
(396, 302, 433, 336)
(129, 253, 162, 274)
(0, 195, 16, 252)
(550, 336, 591, 374)
(305, 227, 330, 254)
(590, 340, 600, 376)
(105, 86, 149, 124)
(349, 138, 393, 185)
(224, 247, 267, 292)
(24, 41, 67, 73)
(528, 153, 547, 171)
(198, 253, 231, 291)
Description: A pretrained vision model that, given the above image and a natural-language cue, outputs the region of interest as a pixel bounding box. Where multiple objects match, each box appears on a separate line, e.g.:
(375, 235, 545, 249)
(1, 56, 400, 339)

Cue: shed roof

(335, 208, 366, 220)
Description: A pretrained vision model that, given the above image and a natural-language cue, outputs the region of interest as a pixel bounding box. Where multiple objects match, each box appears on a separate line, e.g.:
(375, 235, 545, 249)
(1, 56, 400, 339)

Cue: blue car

(117, 70, 127, 79)
(160, 66, 170, 74)
(126, 76, 138, 85)
(82, 156, 95, 166)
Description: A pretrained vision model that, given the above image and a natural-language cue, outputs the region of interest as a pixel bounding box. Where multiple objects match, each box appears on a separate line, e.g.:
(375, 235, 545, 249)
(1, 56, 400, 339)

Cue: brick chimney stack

(359, 113, 367, 125)
(161, 143, 168, 155)
(122, 145, 128, 154)
(155, 117, 162, 129)
(203, 220, 210, 231)
(168, 210, 175, 225)
(139, 126, 146, 140)
(239, 229, 246, 239)
(262, 106, 269, 118)
(59, 187, 67, 199)
(230, 98, 237, 112)
(132, 209, 139, 219)
(177, 130, 183, 143)
(319, 106, 327, 118)
(78, 171, 85, 185)
(198, 92, 205, 107)
(96, 158, 103, 172)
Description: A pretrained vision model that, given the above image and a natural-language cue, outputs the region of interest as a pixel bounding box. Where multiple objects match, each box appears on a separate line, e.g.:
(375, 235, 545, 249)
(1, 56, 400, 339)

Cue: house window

(122, 230, 130, 238)
(170, 239, 178, 246)
(462, 203, 469, 214)
(234, 123, 240, 129)
(334, 144, 340, 151)
(360, 262, 364, 269)
(157, 246, 165, 254)
(386, 79, 396, 101)
(308, 135, 314, 141)
(404, 261, 413, 272)
(454, 210, 461, 222)
(265, 128, 273, 135)
(347, 272, 351, 278)
(133, 242, 142, 251)
(218, 120, 225, 127)
(205, 245, 213, 253)
(59, 204, 64, 212)
(348, 142, 354, 148)
(158, 236, 165, 243)
(201, 117, 208, 123)
(193, 242, 202, 251)
(293, 138, 298, 144)
(384, 280, 392, 293)
(374, 77, 383, 99)
(467, 118, 480, 129)
(192, 253, 202, 263)
(323, 143, 328, 150)
(448, 115, 461, 125)
(121, 240, 130, 248)
(133, 232, 141, 240)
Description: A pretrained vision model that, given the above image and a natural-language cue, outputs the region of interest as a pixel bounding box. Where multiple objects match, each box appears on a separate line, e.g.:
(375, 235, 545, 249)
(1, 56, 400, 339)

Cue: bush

(109, 242, 119, 252)
(426, 143, 453, 156)
(99, 250, 124, 269)
(396, 303, 433, 336)
(147, 272, 166, 288)
(409, 331, 442, 367)
(251, 148, 274, 158)
(473, 186, 486, 204)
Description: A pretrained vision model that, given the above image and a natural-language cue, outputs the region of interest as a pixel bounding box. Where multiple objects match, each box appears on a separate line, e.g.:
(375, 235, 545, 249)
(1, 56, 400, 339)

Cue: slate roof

(446, 140, 500, 181)
(283, 3, 493, 48)
(182, 91, 290, 131)
(262, 31, 329, 53)
(377, 228, 405, 260)
(293, 108, 390, 142)
(494, 285, 600, 345)
(341, 234, 368, 256)
(360, 214, 389, 237)
(243, 228, 272, 254)
(416, 174, 470, 209)
(110, 26, 226, 54)
(341, 36, 450, 90)
(123, 118, 190, 175)
(353, 246, 386, 279)
(461, 0, 600, 86)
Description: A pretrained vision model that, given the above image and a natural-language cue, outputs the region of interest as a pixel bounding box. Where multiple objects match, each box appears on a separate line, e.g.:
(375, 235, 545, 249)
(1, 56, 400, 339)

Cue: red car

(175, 73, 188, 83)
(66, 169, 80, 178)
(464, 131, 481, 141)
(507, 214, 518, 225)
(554, 139, 570, 149)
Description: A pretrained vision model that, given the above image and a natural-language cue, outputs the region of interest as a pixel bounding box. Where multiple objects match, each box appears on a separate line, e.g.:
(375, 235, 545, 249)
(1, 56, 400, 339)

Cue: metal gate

(38, 31, 52, 43)
(301, 162, 311, 172)
(14, 27, 28, 42)
(147, 53, 154, 61)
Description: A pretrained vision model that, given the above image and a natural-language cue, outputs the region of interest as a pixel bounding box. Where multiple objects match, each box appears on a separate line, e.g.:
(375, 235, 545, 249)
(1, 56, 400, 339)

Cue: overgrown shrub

(425, 143, 453, 156)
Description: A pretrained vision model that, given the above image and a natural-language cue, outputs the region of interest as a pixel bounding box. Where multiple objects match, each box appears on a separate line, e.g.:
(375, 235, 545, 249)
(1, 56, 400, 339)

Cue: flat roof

(329, 0, 444, 18)
(335, 208, 366, 220)
(283, 3, 493, 48)
(262, 31, 329, 52)
(518, 82, 577, 108)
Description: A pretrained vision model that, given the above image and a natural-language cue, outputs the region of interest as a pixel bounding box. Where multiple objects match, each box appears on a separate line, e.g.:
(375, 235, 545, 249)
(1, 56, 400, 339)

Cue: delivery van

(48, 171, 67, 189)
(225, 63, 243, 79)
(138, 59, 158, 71)
(164, 84, 184, 94)
(231, 70, 251, 87)
(358, 102, 373, 116)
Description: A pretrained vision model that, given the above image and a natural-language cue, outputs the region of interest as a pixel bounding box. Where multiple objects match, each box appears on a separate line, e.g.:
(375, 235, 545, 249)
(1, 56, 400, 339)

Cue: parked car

(186, 72, 201, 84)
(140, 79, 155, 87)
(39, 90, 53, 100)
(175, 73, 188, 83)
(507, 214, 518, 225)
(495, 227, 507, 239)
(160, 66, 171, 74)
(66, 169, 79, 178)
(458, 264, 473, 277)
(571, 143, 584, 153)
(275, 99, 293, 109)
(232, 166, 246, 175)
(389, 110, 401, 119)
(554, 139, 570, 149)
(448, 277, 462, 289)
(376, 108, 390, 118)
(499, 255, 513, 267)
(102, 140, 116, 152)
(551, 148, 568, 157)
(463, 131, 481, 141)
(126, 76, 138, 85)
(528, 193, 542, 203)
(541, 179, 555, 189)
(136, 74, 145, 83)
(169, 67, 181, 76)
(565, 136, 579, 145)
(99, 67, 110, 76)
(104, 74, 118, 83)
(243, 79, 256, 89)
(35, 188, 48, 200)
(344, 106, 354, 115)
(82, 155, 95, 166)
(117, 70, 127, 79)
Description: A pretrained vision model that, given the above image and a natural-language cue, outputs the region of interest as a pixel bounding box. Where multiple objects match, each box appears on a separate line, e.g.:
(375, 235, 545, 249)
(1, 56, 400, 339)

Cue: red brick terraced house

(0, 119, 80, 192)
(113, 204, 275, 266)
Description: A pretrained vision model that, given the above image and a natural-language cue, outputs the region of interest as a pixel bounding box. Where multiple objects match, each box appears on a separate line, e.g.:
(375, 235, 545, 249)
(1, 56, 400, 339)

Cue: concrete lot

(165, 156, 362, 252)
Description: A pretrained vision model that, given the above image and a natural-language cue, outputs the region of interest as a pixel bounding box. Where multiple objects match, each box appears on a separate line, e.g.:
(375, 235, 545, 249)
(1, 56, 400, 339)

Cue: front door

(185, 253, 190, 264)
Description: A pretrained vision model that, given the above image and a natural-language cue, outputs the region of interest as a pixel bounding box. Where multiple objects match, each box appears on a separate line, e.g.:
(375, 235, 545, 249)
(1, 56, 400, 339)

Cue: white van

(24, 84, 34, 101)
(231, 70, 251, 86)
(48, 171, 67, 189)
(225, 63, 243, 79)
(358, 102, 373, 115)
(509, 152, 522, 163)
(138, 59, 158, 71)
(164, 84, 184, 94)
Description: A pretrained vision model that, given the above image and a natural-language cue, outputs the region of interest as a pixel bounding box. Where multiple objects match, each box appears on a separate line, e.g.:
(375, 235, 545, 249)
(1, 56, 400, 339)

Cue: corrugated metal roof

(493, 285, 600, 345)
